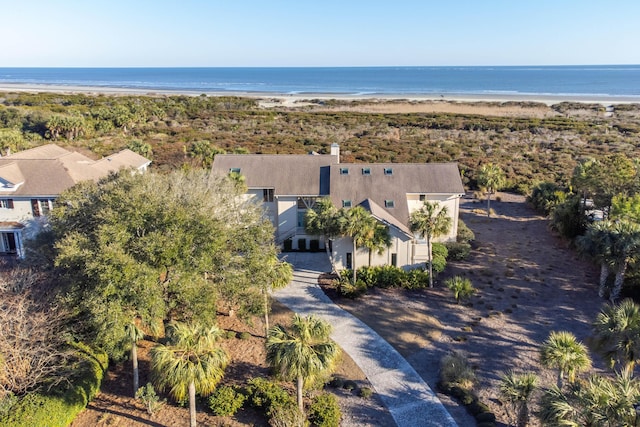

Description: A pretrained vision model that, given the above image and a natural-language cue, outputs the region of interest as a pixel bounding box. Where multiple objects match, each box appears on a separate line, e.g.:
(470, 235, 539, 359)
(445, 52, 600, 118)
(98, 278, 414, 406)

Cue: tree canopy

(50, 169, 279, 359)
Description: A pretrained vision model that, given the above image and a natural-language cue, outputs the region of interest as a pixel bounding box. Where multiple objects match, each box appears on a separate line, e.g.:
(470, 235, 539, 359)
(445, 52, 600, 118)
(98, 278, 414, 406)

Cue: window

(391, 253, 397, 267)
(384, 167, 393, 175)
(385, 200, 395, 208)
(229, 167, 241, 174)
(0, 199, 13, 209)
(340, 167, 349, 175)
(362, 167, 371, 175)
(342, 200, 352, 208)
(297, 211, 306, 228)
(346, 253, 352, 270)
(419, 194, 426, 202)
(31, 198, 55, 217)
(263, 189, 274, 203)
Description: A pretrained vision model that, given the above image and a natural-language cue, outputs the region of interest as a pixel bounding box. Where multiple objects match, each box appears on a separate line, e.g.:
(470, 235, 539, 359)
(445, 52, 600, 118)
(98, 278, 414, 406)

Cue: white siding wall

(332, 229, 413, 271)
(406, 194, 460, 242)
(276, 196, 299, 247)
(0, 198, 35, 223)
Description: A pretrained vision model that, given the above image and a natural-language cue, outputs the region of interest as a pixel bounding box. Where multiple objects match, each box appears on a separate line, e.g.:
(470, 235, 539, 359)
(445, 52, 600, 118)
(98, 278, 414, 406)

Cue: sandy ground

(331, 193, 604, 426)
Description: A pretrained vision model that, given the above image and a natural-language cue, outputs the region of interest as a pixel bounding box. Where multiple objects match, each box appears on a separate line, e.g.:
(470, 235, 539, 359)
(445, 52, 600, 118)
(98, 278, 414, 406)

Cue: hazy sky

(2, 0, 639, 67)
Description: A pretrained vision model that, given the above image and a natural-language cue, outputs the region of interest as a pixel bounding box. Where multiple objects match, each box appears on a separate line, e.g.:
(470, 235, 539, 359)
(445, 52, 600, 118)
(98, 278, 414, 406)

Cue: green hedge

(0, 342, 108, 427)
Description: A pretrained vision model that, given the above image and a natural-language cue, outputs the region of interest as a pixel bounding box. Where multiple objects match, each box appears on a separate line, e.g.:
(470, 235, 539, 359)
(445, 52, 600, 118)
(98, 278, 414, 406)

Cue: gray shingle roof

(212, 154, 463, 229)
(329, 163, 464, 226)
(212, 154, 336, 196)
(0, 144, 151, 197)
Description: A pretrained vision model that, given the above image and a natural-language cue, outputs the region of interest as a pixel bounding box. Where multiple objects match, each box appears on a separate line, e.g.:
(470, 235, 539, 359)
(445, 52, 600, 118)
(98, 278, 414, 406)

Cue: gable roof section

(211, 154, 336, 196)
(329, 162, 464, 226)
(359, 198, 412, 235)
(0, 144, 151, 196)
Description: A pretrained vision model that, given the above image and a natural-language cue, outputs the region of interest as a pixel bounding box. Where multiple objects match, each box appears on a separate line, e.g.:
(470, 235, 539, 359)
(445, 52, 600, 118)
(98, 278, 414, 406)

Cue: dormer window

(385, 200, 395, 208)
(342, 200, 352, 208)
(340, 167, 349, 175)
(362, 168, 371, 175)
(229, 167, 241, 174)
(384, 167, 393, 175)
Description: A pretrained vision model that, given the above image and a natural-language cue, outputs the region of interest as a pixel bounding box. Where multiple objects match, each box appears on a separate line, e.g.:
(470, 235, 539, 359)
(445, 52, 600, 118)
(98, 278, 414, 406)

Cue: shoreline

(1, 83, 639, 106)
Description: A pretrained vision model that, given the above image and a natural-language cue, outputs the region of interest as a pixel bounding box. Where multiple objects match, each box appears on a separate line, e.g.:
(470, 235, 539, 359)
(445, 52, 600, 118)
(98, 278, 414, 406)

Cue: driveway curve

(274, 252, 457, 427)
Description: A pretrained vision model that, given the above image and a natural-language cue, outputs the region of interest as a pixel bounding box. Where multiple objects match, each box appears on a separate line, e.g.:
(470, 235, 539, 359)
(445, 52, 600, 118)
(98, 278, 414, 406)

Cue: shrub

(456, 219, 475, 243)
(328, 377, 344, 389)
(269, 400, 305, 427)
(0, 343, 107, 427)
(336, 278, 368, 298)
(439, 352, 476, 390)
(444, 276, 476, 304)
(224, 330, 237, 339)
(239, 332, 251, 340)
(431, 243, 448, 274)
(528, 182, 567, 215)
(246, 377, 293, 417)
(342, 380, 357, 391)
(136, 382, 165, 415)
(445, 242, 471, 261)
(405, 269, 430, 289)
(358, 387, 373, 399)
(309, 392, 341, 427)
(207, 385, 246, 417)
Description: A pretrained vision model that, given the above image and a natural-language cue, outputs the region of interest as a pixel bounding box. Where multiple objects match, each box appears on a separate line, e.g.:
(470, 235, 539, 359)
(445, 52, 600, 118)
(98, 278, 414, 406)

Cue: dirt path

(335, 193, 603, 426)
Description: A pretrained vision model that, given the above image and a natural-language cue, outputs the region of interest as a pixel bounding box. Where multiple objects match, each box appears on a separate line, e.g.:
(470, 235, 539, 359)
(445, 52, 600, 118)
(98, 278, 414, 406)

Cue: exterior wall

(406, 193, 460, 242)
(332, 229, 413, 271)
(275, 196, 299, 246)
(0, 197, 37, 222)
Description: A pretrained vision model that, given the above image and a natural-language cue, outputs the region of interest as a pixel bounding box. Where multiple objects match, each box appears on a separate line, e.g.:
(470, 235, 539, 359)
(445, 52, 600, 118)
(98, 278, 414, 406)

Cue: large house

(212, 144, 465, 270)
(0, 144, 151, 257)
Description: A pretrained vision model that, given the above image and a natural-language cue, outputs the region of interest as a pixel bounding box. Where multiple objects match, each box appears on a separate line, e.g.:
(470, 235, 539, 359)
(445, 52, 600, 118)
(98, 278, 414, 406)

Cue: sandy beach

(1, 83, 640, 107)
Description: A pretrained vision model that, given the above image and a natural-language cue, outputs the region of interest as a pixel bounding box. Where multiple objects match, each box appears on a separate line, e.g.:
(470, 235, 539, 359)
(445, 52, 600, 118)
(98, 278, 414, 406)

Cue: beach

(1, 83, 640, 107)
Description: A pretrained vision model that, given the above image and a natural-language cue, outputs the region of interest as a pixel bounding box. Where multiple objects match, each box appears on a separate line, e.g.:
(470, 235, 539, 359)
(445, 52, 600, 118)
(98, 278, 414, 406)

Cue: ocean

(0, 66, 639, 97)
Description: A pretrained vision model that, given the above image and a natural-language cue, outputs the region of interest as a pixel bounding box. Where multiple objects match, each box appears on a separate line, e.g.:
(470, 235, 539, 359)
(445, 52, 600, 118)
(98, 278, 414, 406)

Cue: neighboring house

(0, 144, 151, 257)
(212, 144, 464, 270)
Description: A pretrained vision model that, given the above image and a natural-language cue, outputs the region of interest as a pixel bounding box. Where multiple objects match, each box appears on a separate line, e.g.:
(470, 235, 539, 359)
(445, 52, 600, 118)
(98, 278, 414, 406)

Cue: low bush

(432, 243, 448, 274)
(309, 392, 341, 427)
(0, 342, 107, 427)
(444, 276, 476, 304)
(269, 400, 305, 427)
(207, 385, 245, 417)
(440, 352, 476, 390)
(224, 330, 237, 339)
(328, 377, 344, 389)
(358, 387, 373, 399)
(342, 380, 357, 391)
(456, 219, 475, 243)
(405, 269, 430, 289)
(245, 377, 293, 417)
(445, 242, 471, 261)
(239, 332, 252, 340)
(136, 382, 165, 415)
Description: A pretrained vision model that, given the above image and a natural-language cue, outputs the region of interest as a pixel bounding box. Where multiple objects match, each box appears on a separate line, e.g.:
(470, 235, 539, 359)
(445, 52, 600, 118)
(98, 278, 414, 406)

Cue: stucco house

(0, 144, 151, 257)
(212, 144, 464, 270)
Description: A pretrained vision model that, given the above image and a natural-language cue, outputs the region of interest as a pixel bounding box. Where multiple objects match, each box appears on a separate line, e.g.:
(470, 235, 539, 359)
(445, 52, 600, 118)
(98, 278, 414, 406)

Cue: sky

(1, 0, 639, 67)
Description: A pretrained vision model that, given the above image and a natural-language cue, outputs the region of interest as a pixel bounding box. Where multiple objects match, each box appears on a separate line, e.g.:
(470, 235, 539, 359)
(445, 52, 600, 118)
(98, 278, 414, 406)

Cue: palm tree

(609, 220, 640, 303)
(577, 221, 615, 298)
(126, 321, 145, 398)
(540, 368, 640, 427)
(304, 198, 341, 272)
(444, 276, 476, 304)
(499, 371, 537, 427)
(151, 322, 229, 427)
(266, 314, 340, 413)
(477, 163, 506, 217)
(339, 206, 377, 285)
(261, 256, 293, 336)
(591, 299, 640, 371)
(409, 201, 452, 287)
(365, 223, 392, 266)
(540, 331, 591, 389)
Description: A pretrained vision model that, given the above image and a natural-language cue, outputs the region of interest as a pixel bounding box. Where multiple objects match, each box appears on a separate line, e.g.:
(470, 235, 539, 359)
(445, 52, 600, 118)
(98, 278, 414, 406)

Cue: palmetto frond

(540, 331, 591, 387)
(151, 322, 228, 402)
